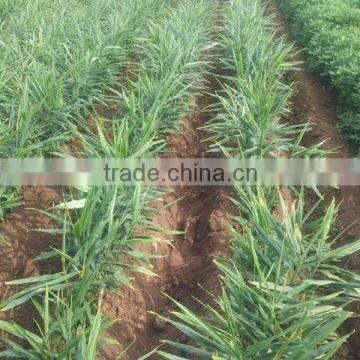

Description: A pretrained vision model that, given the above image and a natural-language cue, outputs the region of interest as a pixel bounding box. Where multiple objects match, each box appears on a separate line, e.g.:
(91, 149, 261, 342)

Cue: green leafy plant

(0, 187, 21, 222)
(0, 288, 116, 359)
(150, 188, 360, 359)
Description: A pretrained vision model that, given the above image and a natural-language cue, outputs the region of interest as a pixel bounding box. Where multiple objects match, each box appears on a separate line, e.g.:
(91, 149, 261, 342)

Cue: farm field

(0, 0, 359, 359)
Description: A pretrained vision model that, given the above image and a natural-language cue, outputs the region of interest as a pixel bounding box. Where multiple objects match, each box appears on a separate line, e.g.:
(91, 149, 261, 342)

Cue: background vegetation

(277, 0, 360, 153)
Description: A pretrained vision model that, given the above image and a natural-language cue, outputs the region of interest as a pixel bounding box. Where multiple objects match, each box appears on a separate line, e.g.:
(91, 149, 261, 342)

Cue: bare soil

(0, 187, 60, 347)
(99, 87, 235, 359)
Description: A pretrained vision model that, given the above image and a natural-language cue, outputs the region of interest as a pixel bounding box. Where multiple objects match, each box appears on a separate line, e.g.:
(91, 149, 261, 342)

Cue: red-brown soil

(100, 187, 232, 359)
(0, 187, 60, 347)
(268, 1, 360, 358)
(99, 89, 235, 359)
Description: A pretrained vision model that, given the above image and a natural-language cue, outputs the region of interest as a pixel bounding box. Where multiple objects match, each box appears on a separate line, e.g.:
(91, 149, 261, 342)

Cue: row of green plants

(148, 0, 360, 358)
(203, 0, 326, 158)
(0, 0, 215, 358)
(0, 0, 168, 157)
(276, 0, 360, 152)
(0, 188, 21, 222)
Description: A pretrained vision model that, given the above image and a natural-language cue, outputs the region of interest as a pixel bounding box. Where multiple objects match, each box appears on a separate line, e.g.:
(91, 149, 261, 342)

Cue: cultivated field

(0, 0, 359, 359)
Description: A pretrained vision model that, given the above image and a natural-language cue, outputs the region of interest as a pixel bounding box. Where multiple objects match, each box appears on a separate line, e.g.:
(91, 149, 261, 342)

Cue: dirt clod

(170, 249, 185, 268)
(184, 215, 199, 245)
(150, 317, 167, 332)
(210, 231, 229, 247)
(209, 210, 224, 232)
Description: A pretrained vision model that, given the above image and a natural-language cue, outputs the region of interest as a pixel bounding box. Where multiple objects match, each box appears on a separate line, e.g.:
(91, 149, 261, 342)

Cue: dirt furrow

(0, 187, 60, 348)
(99, 77, 235, 358)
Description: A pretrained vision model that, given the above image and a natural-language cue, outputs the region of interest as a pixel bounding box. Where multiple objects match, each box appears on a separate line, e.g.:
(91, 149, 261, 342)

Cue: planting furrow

(100, 106, 230, 360)
(150, 0, 360, 359)
(98, 1, 227, 357)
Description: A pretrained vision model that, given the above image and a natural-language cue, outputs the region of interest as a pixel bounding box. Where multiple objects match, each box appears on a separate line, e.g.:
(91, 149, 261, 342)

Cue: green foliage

(1, 0, 358, 359)
(203, 0, 326, 158)
(277, 0, 360, 151)
(77, 0, 214, 158)
(0, 0, 167, 156)
(0, 187, 21, 222)
(0, 288, 116, 359)
(152, 189, 359, 359)
(0, 0, 26, 20)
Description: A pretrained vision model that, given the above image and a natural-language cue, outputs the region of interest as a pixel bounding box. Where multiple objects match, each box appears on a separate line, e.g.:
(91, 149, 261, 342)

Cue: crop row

(0, 0, 167, 156)
(277, 0, 360, 152)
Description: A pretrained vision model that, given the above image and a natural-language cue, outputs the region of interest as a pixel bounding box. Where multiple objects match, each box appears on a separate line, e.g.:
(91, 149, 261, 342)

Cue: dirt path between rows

(99, 75, 234, 359)
(0, 187, 61, 348)
(268, 1, 360, 358)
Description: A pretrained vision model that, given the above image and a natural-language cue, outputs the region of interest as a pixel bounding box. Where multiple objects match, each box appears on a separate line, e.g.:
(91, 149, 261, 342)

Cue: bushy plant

(0, 187, 21, 222)
(277, 0, 360, 151)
